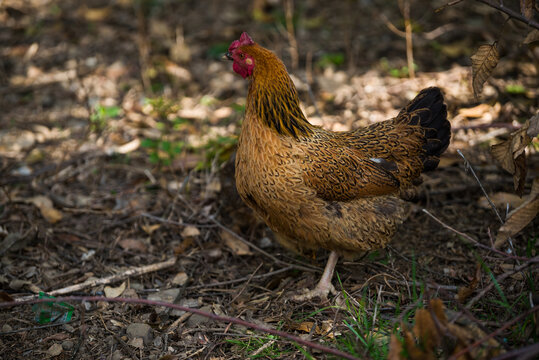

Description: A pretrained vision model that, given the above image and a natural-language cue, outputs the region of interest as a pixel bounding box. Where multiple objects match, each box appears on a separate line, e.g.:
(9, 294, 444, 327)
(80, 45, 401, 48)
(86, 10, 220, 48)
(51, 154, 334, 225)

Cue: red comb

(229, 32, 254, 52)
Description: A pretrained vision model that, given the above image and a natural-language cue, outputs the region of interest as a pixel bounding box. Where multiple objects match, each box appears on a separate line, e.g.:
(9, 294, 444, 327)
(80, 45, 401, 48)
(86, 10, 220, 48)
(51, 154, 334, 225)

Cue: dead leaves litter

(388, 299, 503, 360)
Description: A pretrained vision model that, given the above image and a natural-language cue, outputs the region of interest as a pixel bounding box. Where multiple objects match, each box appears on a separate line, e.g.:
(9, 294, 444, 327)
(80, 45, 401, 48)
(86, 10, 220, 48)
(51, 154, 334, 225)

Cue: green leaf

(141, 138, 157, 148)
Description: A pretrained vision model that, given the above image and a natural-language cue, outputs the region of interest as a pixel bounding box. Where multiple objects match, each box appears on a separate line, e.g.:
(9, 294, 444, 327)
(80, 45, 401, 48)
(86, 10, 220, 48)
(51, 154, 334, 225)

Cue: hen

(226, 32, 451, 300)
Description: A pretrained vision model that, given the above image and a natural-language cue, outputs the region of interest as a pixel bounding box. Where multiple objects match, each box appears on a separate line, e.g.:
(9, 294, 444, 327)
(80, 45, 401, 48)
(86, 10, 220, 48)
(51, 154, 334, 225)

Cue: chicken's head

(226, 32, 255, 79)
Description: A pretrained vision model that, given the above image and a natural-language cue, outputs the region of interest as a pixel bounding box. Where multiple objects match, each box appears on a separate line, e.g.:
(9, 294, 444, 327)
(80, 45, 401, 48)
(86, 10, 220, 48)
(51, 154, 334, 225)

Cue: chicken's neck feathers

(246, 54, 314, 139)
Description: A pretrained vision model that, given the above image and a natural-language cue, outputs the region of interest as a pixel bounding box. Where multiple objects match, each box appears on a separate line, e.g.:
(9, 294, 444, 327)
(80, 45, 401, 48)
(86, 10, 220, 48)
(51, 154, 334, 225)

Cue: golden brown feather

(227, 32, 451, 300)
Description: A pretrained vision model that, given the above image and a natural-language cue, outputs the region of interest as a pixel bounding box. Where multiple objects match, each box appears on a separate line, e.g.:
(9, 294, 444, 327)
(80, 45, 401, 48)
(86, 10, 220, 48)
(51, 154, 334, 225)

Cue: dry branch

(17, 257, 177, 300)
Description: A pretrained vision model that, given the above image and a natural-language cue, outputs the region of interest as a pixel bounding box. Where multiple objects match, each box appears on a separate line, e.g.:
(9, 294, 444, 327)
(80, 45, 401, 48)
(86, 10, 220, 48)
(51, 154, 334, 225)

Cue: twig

(227, 263, 262, 305)
(474, 0, 539, 30)
(457, 150, 503, 224)
(141, 212, 215, 228)
(491, 342, 539, 360)
(457, 149, 516, 254)
(189, 266, 293, 290)
(465, 256, 538, 309)
(400, 0, 415, 78)
(422, 209, 529, 261)
(0, 296, 362, 360)
(251, 339, 277, 357)
(284, 0, 298, 69)
(449, 305, 539, 360)
(16, 258, 177, 301)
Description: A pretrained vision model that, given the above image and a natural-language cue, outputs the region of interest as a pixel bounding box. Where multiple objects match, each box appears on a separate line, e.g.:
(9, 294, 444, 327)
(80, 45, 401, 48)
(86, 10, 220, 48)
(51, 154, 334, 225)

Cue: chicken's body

(227, 33, 450, 300)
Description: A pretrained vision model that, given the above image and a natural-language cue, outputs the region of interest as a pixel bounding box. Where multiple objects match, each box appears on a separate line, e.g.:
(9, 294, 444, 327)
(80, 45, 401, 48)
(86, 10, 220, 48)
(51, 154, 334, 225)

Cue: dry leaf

(104, 282, 126, 298)
(471, 43, 499, 99)
(524, 29, 539, 44)
(181, 226, 200, 238)
(495, 178, 539, 248)
(527, 113, 539, 138)
(520, 0, 534, 19)
(413, 308, 440, 353)
(490, 115, 538, 196)
(221, 230, 253, 256)
(387, 334, 403, 360)
(171, 272, 188, 286)
(118, 238, 148, 252)
(294, 321, 315, 333)
(290, 320, 336, 338)
(457, 263, 481, 303)
(457, 103, 491, 118)
(28, 196, 63, 223)
(173, 237, 194, 255)
(46, 343, 63, 357)
(128, 337, 144, 349)
(141, 224, 161, 235)
(389, 299, 502, 359)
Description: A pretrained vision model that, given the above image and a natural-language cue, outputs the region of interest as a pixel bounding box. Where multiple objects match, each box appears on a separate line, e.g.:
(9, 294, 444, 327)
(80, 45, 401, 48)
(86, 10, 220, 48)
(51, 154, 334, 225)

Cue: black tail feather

(401, 87, 451, 171)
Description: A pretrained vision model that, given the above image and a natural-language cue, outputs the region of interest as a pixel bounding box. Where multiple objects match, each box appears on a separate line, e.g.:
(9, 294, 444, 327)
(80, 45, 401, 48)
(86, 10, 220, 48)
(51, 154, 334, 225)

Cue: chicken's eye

(239, 53, 245, 59)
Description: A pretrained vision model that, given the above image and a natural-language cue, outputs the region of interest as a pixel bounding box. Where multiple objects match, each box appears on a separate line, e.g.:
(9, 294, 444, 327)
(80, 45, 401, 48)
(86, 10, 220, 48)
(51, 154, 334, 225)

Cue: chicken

(226, 32, 451, 301)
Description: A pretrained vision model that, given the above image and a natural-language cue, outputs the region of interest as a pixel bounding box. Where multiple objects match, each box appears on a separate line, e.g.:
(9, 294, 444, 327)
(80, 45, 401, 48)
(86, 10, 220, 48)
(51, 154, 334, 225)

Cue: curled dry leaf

(118, 238, 148, 252)
(28, 195, 63, 223)
(220, 230, 253, 256)
(490, 114, 539, 196)
(457, 263, 481, 303)
(495, 178, 539, 248)
(524, 29, 539, 47)
(181, 225, 200, 238)
(46, 343, 63, 357)
(141, 224, 161, 235)
(471, 43, 499, 99)
(104, 281, 126, 298)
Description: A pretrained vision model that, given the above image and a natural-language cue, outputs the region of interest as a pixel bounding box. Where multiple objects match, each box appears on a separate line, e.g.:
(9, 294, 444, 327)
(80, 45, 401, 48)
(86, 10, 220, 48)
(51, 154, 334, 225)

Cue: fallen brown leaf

(118, 238, 148, 252)
(457, 263, 481, 303)
(181, 225, 200, 238)
(104, 282, 126, 298)
(221, 230, 253, 256)
(28, 196, 63, 223)
(495, 178, 539, 248)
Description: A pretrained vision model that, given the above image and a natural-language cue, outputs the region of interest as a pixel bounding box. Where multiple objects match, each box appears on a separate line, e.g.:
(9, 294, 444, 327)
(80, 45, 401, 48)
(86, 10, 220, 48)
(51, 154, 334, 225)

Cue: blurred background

(0, 1, 537, 359)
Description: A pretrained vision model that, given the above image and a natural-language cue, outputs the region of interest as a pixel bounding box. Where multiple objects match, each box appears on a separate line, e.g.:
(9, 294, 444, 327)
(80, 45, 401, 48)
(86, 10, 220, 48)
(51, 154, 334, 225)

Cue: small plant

(141, 97, 187, 167)
(89, 104, 121, 132)
(195, 135, 238, 170)
(317, 53, 345, 68)
(141, 138, 185, 166)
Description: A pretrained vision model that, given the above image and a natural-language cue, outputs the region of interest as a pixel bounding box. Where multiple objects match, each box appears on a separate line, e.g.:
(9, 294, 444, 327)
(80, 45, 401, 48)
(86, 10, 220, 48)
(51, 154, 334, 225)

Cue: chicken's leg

(292, 251, 339, 301)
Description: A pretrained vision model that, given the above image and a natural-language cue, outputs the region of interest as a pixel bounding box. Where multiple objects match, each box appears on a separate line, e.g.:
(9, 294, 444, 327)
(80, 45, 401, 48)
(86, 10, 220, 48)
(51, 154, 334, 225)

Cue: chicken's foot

(292, 251, 338, 301)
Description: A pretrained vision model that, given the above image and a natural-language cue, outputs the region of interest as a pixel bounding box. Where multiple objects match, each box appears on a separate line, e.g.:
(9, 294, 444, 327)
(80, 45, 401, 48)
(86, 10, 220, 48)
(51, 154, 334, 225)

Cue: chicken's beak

(224, 51, 233, 61)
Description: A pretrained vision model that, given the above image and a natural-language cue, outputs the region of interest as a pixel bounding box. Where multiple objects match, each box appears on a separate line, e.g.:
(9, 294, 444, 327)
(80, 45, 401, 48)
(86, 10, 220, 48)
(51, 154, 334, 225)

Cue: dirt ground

(0, 0, 538, 359)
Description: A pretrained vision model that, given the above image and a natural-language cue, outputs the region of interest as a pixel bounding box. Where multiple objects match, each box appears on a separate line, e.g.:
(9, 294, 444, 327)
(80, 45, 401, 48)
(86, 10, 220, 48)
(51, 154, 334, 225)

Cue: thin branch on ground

(188, 266, 294, 290)
(16, 257, 177, 301)
(0, 296, 363, 360)
(422, 209, 529, 261)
